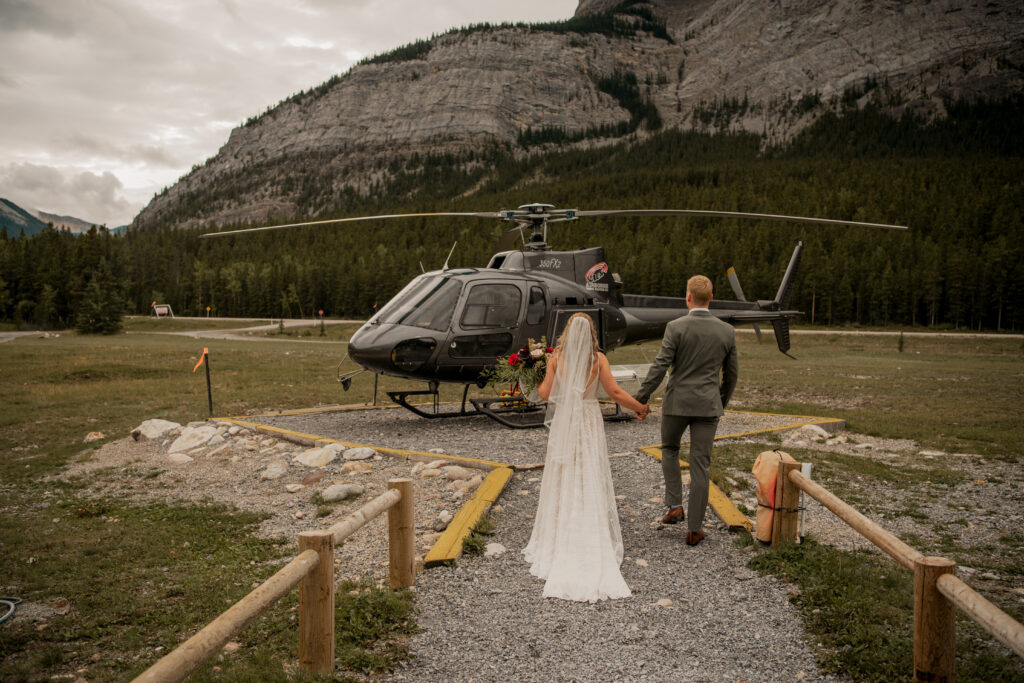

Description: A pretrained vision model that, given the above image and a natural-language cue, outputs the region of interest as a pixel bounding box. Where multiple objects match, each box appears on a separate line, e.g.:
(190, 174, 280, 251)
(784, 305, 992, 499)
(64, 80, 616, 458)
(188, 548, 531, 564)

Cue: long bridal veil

(524, 315, 631, 602)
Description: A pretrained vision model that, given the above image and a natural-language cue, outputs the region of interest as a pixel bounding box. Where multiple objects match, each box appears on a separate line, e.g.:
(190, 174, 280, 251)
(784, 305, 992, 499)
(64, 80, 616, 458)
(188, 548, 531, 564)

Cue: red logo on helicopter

(585, 262, 609, 283)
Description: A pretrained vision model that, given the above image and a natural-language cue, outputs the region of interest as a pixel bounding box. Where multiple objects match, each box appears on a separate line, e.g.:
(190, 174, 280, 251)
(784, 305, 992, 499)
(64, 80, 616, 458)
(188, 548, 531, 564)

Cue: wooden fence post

(772, 461, 802, 546)
(298, 530, 335, 676)
(388, 478, 415, 589)
(914, 556, 956, 683)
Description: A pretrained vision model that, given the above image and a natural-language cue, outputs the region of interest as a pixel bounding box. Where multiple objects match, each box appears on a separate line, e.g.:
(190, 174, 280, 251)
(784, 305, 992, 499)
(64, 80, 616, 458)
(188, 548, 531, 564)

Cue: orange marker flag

(193, 348, 209, 373)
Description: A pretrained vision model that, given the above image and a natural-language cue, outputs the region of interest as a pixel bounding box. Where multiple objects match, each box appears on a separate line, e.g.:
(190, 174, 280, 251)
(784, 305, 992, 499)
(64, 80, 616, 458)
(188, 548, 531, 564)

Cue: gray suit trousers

(660, 414, 719, 533)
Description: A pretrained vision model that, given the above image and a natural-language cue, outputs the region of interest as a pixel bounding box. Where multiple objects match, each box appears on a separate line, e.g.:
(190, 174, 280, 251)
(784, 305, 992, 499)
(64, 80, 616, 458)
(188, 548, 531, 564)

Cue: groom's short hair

(687, 275, 713, 306)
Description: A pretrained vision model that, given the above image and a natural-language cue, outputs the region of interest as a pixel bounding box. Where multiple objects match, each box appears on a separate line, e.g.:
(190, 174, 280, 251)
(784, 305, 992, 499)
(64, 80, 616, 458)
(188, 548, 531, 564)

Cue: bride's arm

(597, 353, 646, 414)
(537, 353, 558, 401)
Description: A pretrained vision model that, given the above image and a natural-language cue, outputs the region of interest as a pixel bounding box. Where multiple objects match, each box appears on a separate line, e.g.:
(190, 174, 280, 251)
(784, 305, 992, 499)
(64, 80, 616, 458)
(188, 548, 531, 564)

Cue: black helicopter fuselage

(347, 243, 803, 384)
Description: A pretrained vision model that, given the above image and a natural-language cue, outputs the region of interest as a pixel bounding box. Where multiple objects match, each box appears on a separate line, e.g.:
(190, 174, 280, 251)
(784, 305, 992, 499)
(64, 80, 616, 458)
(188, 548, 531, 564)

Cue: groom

(634, 275, 738, 546)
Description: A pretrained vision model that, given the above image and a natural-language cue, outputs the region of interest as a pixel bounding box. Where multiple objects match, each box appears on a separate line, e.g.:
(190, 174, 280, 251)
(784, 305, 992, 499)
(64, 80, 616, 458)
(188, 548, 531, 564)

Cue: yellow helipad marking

(213, 415, 513, 566)
(217, 405, 839, 563)
(639, 409, 843, 533)
(424, 466, 514, 567)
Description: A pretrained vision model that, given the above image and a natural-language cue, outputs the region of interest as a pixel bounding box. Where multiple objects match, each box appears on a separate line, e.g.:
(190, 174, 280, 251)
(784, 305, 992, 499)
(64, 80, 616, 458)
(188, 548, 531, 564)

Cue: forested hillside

(1, 99, 1021, 331)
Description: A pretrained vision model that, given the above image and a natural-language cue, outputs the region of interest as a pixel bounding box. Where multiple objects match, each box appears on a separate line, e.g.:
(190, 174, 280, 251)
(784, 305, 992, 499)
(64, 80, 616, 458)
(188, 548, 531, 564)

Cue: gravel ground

(256, 407, 839, 682)
(61, 404, 1024, 680)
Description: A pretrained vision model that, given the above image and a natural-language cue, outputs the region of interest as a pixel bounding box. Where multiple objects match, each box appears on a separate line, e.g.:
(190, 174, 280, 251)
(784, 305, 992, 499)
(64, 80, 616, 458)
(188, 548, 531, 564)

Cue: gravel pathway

(256, 407, 839, 682)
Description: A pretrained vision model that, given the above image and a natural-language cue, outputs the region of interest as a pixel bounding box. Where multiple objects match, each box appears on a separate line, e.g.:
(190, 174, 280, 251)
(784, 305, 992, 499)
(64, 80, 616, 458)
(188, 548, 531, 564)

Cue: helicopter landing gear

(467, 396, 546, 429)
(386, 382, 477, 419)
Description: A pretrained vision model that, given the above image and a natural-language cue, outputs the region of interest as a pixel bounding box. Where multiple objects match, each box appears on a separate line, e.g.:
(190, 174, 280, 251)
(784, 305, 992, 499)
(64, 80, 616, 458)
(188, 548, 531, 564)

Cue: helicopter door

(517, 284, 548, 347)
(549, 308, 605, 351)
(444, 282, 523, 362)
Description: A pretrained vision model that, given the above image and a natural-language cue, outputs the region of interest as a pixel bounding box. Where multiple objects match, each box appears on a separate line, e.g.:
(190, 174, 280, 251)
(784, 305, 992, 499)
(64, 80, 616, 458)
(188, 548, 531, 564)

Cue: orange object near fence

(752, 449, 796, 543)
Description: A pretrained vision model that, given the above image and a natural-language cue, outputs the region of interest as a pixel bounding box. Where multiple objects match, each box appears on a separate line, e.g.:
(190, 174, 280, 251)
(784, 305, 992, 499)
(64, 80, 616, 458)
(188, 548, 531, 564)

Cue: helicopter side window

(460, 284, 521, 328)
(526, 286, 545, 325)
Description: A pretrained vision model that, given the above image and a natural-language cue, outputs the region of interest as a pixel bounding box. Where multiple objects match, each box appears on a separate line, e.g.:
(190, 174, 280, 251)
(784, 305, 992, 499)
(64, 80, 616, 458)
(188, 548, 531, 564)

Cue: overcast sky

(0, 0, 578, 227)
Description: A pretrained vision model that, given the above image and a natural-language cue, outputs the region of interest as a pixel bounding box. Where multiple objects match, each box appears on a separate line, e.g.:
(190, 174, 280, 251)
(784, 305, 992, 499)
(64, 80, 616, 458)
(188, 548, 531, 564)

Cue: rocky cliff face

(133, 0, 1024, 230)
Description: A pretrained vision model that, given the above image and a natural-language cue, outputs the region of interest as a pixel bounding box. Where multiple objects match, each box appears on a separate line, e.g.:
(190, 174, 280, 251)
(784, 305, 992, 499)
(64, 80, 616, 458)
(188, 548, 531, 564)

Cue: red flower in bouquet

(508, 353, 520, 366)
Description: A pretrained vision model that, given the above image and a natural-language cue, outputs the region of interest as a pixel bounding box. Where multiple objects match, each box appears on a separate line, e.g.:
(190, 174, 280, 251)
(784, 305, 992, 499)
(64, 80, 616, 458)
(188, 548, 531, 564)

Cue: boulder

(260, 462, 288, 481)
(343, 447, 376, 461)
(169, 425, 218, 453)
(800, 424, 830, 439)
(301, 471, 326, 486)
(294, 443, 344, 467)
(131, 419, 181, 441)
(443, 465, 474, 481)
(168, 453, 193, 465)
(433, 509, 454, 531)
(321, 483, 365, 502)
(285, 483, 305, 493)
(484, 543, 507, 558)
(340, 461, 372, 474)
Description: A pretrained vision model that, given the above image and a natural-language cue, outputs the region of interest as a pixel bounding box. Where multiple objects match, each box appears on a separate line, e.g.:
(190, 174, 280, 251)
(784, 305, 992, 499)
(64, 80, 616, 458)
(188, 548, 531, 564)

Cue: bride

(522, 313, 649, 602)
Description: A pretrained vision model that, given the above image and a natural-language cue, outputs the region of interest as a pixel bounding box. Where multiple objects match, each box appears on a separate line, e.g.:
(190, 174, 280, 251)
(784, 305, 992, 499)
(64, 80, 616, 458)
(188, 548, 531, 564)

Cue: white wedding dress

(522, 318, 631, 602)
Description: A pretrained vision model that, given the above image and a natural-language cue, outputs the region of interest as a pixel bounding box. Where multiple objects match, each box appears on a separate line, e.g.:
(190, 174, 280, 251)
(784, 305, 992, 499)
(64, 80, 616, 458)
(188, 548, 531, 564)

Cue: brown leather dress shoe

(685, 530, 706, 546)
(660, 506, 685, 525)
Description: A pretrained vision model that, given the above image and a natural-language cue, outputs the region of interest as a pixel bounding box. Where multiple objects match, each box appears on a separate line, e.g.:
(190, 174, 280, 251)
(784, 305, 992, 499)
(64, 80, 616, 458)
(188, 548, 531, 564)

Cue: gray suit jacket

(635, 310, 738, 417)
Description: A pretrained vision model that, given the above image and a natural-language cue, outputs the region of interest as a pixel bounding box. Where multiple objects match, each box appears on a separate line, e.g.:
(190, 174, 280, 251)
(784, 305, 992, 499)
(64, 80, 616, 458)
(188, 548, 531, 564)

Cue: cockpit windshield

(371, 275, 462, 332)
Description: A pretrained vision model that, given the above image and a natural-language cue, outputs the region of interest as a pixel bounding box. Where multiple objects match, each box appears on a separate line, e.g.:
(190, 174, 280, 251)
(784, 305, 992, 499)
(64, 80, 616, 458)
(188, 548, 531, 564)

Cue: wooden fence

(133, 478, 415, 682)
(772, 460, 1024, 681)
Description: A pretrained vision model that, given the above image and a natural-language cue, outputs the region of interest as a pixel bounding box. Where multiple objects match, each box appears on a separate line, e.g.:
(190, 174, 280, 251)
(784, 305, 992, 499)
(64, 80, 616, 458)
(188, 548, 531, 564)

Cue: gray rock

(260, 462, 288, 481)
(483, 543, 507, 558)
(131, 419, 181, 441)
(321, 483, 364, 502)
(294, 443, 344, 467)
(343, 447, 376, 461)
(169, 425, 218, 453)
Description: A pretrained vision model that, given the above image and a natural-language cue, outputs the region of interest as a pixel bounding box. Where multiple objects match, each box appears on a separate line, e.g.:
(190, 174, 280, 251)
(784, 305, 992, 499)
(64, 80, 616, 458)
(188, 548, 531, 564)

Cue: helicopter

(202, 203, 907, 427)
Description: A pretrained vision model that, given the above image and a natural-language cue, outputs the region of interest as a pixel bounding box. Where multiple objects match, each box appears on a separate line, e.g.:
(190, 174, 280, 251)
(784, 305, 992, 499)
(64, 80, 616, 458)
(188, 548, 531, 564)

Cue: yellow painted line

(424, 466, 515, 567)
(213, 412, 520, 568)
(642, 444, 751, 532)
(216, 418, 505, 470)
(637, 410, 840, 532)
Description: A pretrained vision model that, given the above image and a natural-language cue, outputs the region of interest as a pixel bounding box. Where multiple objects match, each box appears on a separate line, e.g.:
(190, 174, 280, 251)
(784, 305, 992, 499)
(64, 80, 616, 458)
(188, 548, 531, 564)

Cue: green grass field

(1, 323, 1021, 680)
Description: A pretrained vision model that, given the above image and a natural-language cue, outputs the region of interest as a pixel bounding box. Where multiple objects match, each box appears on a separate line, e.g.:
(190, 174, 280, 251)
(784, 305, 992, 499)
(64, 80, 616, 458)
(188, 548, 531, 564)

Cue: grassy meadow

(0, 319, 1021, 680)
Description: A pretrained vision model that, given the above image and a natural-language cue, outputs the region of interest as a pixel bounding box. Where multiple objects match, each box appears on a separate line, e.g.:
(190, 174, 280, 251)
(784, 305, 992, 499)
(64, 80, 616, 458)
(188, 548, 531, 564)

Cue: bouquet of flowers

(482, 338, 554, 398)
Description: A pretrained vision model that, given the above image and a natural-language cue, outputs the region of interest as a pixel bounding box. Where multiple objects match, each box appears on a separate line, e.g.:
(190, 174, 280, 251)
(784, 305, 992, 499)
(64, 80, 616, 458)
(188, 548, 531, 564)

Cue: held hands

(635, 403, 651, 421)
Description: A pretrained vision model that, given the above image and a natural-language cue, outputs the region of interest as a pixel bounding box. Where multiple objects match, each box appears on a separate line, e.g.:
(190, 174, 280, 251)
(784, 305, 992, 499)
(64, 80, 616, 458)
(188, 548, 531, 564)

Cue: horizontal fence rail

(134, 479, 413, 683)
(789, 468, 924, 570)
(771, 463, 1024, 681)
(936, 573, 1024, 659)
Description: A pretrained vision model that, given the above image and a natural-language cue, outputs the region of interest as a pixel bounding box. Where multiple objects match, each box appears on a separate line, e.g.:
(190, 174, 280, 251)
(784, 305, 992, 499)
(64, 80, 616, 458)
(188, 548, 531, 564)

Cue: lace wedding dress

(521, 318, 632, 602)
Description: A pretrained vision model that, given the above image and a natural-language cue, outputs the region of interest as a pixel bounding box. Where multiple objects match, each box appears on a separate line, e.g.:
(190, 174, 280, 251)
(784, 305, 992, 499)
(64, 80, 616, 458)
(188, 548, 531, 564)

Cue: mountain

(131, 0, 1024, 231)
(0, 198, 49, 237)
(33, 210, 100, 235)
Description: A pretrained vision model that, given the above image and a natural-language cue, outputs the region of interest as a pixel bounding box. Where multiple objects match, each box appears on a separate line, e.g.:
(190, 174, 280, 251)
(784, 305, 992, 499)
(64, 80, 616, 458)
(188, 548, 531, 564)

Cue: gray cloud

(0, 0, 577, 226)
(0, 0, 75, 36)
(0, 162, 136, 227)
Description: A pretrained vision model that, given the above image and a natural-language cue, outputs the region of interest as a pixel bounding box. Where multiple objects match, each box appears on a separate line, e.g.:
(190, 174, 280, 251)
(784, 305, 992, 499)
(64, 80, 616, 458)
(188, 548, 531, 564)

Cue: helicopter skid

(386, 387, 477, 420)
(387, 387, 634, 429)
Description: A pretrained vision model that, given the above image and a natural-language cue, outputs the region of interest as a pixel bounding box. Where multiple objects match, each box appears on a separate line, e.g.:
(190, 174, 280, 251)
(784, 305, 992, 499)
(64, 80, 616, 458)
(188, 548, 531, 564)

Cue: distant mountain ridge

(132, 0, 1024, 231)
(0, 198, 49, 237)
(0, 198, 122, 237)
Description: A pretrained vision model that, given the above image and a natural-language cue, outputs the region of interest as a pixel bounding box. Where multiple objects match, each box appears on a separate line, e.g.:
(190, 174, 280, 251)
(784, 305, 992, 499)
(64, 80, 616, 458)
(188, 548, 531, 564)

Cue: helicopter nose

(348, 324, 438, 375)
(347, 324, 390, 373)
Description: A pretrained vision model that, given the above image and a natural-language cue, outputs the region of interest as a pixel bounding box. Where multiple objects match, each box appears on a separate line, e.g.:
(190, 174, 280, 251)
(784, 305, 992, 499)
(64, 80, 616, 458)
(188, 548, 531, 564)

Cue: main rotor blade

(576, 209, 908, 231)
(199, 211, 505, 238)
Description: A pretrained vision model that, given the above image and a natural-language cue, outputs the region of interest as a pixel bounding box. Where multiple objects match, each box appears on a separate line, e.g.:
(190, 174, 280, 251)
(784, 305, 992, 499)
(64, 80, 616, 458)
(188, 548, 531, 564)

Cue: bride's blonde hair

(555, 312, 599, 364)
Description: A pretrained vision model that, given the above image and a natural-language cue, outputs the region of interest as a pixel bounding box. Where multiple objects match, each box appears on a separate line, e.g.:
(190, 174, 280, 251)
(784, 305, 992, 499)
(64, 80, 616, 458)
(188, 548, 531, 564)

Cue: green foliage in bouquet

(480, 338, 553, 396)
